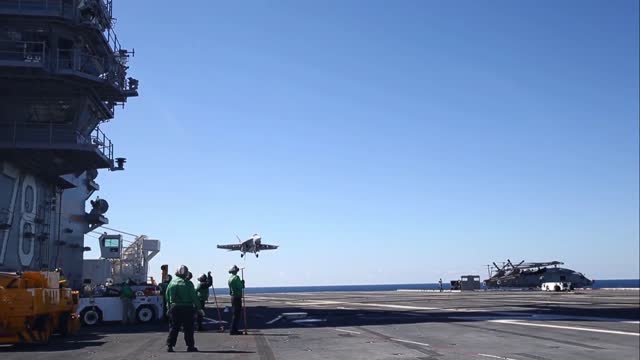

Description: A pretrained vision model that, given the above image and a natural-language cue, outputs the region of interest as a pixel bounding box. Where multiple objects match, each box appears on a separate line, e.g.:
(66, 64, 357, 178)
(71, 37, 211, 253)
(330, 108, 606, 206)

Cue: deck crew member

(55, 268, 68, 288)
(228, 265, 245, 335)
(166, 265, 203, 353)
(120, 279, 136, 324)
(196, 271, 213, 331)
(186, 272, 197, 323)
(160, 275, 172, 320)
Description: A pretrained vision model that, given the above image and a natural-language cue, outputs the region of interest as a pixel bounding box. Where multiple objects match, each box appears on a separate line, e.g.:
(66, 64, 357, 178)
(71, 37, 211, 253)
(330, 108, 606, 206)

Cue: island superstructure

(0, 0, 138, 289)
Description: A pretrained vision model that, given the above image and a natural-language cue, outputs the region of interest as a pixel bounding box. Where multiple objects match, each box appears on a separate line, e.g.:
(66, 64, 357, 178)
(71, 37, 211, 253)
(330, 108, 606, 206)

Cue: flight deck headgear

(229, 265, 239, 274)
(176, 265, 189, 278)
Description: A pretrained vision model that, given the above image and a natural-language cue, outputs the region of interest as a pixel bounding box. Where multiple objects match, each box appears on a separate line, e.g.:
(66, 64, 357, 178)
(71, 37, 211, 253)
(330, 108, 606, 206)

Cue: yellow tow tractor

(0, 271, 81, 344)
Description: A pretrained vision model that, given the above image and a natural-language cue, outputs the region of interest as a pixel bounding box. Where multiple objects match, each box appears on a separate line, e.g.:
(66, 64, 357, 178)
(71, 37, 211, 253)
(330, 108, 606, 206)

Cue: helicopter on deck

(484, 260, 594, 289)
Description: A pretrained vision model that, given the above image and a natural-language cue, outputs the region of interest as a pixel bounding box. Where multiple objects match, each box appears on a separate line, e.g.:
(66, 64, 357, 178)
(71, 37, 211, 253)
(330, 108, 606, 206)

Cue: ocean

(242, 279, 640, 294)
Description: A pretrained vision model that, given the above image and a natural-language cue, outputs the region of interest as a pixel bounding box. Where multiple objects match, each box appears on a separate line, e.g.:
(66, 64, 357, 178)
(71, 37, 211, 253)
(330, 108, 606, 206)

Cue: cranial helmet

(176, 265, 189, 278)
(198, 274, 207, 282)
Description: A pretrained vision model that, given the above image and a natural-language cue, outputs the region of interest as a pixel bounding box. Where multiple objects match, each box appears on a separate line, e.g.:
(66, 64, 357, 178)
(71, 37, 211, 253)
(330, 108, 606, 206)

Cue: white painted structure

(541, 282, 572, 291)
(77, 295, 163, 325)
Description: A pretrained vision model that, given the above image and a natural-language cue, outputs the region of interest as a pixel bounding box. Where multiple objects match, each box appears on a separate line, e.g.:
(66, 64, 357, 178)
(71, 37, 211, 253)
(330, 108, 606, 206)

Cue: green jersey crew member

(228, 265, 245, 335)
(196, 271, 213, 331)
(120, 279, 135, 324)
(165, 265, 203, 352)
(159, 274, 172, 321)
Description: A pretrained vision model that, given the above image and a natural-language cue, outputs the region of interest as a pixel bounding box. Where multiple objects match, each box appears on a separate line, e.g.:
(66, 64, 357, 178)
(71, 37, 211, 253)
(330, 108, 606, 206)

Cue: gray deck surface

(1, 289, 638, 359)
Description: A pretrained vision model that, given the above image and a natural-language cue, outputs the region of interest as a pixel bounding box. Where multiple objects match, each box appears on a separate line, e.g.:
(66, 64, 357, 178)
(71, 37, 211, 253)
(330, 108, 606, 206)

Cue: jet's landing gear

(255, 253, 259, 258)
(241, 253, 244, 258)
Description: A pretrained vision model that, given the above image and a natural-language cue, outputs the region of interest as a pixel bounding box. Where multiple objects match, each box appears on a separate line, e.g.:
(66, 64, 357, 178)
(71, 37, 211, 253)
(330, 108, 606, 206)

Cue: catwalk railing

(0, 122, 114, 162)
(0, 40, 46, 66)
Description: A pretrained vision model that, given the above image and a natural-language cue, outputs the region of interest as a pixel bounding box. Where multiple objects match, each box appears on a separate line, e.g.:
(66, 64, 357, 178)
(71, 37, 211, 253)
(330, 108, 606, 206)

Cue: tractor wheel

(59, 312, 79, 336)
(136, 305, 156, 323)
(32, 316, 52, 344)
(80, 307, 102, 326)
(41, 318, 53, 344)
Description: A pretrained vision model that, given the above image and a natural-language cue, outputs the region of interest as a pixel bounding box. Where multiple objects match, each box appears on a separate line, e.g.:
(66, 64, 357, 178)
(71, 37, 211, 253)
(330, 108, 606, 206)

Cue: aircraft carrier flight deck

(1, 289, 638, 360)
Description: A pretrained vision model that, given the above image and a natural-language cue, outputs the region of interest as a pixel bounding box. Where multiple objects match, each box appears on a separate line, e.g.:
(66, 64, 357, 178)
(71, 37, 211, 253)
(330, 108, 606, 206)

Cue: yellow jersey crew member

(165, 265, 203, 352)
(228, 265, 245, 335)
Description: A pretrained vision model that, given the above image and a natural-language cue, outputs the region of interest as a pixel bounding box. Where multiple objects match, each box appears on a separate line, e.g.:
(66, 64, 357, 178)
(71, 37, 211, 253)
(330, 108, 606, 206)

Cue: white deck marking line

(449, 315, 531, 321)
(285, 300, 349, 305)
(402, 312, 429, 317)
(202, 317, 227, 324)
(476, 298, 640, 307)
(478, 299, 592, 305)
(351, 303, 440, 310)
(334, 328, 361, 335)
(450, 313, 640, 323)
(478, 353, 519, 360)
(266, 315, 283, 325)
(247, 296, 299, 302)
(441, 308, 490, 312)
(283, 300, 493, 313)
(490, 319, 640, 336)
(284, 300, 441, 311)
(390, 338, 430, 347)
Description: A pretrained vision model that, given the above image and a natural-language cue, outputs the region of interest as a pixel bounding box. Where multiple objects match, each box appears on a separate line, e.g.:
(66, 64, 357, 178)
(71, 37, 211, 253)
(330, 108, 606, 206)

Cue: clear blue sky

(86, 1, 639, 287)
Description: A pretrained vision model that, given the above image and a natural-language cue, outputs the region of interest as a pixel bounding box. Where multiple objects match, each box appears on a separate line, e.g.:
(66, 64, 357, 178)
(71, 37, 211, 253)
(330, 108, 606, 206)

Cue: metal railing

(0, 40, 46, 65)
(0, 0, 119, 52)
(0, 0, 112, 21)
(57, 48, 105, 77)
(109, 59, 128, 91)
(0, 122, 114, 162)
(89, 126, 114, 161)
(0, 0, 73, 18)
(105, 23, 122, 54)
(57, 48, 133, 93)
(1, 0, 133, 93)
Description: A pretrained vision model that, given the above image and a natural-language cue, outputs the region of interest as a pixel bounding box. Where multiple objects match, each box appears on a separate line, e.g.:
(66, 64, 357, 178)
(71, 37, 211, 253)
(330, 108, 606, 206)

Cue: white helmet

(176, 265, 189, 278)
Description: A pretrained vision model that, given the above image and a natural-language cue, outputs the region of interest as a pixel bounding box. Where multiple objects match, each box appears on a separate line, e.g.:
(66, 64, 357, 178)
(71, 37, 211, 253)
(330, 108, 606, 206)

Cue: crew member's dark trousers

(230, 296, 243, 333)
(166, 306, 195, 348)
(197, 300, 205, 330)
(162, 300, 168, 322)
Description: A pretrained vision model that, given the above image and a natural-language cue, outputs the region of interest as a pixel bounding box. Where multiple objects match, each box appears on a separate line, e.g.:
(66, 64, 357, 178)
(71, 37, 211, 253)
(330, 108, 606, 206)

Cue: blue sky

(86, 1, 639, 287)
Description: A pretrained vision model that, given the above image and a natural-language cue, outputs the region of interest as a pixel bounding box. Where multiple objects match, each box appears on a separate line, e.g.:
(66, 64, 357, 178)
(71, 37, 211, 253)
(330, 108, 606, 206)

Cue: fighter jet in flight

(217, 234, 278, 258)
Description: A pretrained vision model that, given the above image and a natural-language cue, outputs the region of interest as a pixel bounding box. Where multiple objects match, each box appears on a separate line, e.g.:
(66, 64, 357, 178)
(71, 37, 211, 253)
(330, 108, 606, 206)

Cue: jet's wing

(217, 244, 242, 251)
(258, 243, 279, 251)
